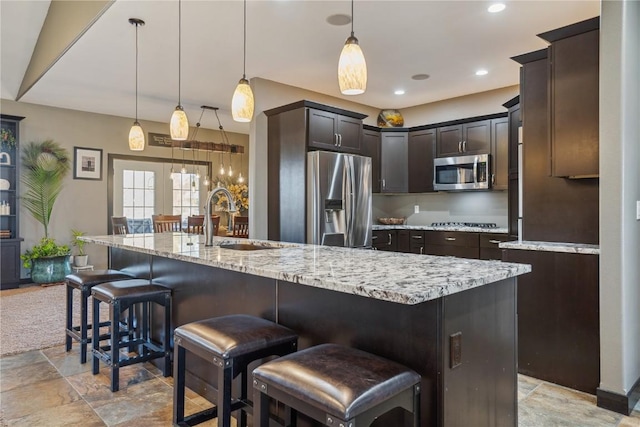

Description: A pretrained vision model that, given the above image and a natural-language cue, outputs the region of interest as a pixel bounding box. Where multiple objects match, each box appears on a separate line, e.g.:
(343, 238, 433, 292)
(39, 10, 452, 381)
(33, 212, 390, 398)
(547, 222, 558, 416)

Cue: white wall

(0, 99, 249, 272)
(599, 0, 640, 399)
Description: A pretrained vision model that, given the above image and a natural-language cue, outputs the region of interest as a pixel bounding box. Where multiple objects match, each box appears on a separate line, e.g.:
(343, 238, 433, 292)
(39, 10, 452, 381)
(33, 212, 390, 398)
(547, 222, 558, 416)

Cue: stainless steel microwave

(433, 154, 490, 191)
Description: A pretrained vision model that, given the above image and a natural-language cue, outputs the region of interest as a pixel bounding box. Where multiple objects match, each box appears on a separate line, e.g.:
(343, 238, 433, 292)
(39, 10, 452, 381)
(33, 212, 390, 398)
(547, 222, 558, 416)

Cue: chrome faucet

(204, 186, 237, 246)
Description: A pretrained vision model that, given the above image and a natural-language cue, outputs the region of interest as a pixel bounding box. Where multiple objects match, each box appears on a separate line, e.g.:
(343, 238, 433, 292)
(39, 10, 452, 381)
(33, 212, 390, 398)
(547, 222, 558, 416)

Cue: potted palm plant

(20, 140, 72, 284)
(71, 229, 89, 267)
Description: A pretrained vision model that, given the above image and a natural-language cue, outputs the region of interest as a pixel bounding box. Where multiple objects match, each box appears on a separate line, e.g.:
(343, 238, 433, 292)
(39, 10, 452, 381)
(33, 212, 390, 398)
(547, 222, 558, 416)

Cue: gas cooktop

(431, 222, 498, 229)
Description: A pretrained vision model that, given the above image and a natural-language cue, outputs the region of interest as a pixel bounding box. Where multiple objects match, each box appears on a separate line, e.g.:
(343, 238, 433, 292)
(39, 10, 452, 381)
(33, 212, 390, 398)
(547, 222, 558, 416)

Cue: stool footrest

(182, 400, 248, 427)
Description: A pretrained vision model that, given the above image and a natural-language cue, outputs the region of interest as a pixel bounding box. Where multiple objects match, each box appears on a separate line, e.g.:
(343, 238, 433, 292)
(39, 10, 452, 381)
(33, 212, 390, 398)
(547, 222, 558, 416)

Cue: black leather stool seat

(173, 314, 298, 427)
(91, 279, 171, 392)
(253, 343, 421, 427)
(65, 269, 134, 364)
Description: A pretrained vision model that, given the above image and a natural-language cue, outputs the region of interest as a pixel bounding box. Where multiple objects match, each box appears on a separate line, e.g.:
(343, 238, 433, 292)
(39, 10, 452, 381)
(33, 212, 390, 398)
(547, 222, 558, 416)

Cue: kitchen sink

(219, 243, 280, 251)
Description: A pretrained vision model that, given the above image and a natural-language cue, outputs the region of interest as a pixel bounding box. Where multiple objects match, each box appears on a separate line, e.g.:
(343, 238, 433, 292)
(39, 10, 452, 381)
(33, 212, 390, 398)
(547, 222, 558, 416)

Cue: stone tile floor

(1, 345, 639, 426)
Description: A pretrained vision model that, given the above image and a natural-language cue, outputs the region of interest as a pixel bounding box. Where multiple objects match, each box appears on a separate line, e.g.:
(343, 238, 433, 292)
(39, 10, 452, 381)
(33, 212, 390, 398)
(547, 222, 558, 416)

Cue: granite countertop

(82, 233, 530, 306)
(499, 240, 600, 255)
(373, 224, 509, 234)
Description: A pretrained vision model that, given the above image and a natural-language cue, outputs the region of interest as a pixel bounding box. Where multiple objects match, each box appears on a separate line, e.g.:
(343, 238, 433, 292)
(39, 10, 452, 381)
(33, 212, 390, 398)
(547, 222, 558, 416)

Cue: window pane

(123, 189, 134, 206)
(123, 170, 134, 188)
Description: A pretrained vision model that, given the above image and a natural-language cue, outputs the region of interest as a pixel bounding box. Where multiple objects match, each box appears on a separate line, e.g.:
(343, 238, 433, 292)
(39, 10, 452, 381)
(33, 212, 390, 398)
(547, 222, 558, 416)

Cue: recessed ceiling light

(394, 90, 405, 95)
(475, 69, 489, 76)
(326, 14, 351, 26)
(411, 74, 430, 81)
(488, 3, 506, 13)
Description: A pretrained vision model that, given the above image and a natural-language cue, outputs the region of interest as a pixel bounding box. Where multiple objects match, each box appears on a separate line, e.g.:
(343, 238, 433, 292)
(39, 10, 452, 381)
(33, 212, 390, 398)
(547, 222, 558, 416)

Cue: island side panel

(442, 277, 517, 427)
(277, 280, 441, 427)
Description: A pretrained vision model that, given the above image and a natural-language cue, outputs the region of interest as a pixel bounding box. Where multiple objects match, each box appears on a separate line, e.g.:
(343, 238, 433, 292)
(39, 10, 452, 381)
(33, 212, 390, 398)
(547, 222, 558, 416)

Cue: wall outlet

(637, 201, 640, 220)
(414, 205, 420, 214)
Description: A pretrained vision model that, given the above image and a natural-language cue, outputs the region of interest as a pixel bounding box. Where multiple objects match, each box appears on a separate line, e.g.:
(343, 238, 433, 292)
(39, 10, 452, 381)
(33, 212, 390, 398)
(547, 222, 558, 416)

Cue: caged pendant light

(170, 0, 189, 140)
(338, 0, 367, 95)
(128, 18, 145, 151)
(231, 0, 254, 122)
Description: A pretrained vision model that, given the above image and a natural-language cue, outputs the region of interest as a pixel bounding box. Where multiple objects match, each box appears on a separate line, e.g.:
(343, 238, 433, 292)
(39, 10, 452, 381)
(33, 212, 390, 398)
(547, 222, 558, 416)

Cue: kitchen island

(83, 233, 530, 427)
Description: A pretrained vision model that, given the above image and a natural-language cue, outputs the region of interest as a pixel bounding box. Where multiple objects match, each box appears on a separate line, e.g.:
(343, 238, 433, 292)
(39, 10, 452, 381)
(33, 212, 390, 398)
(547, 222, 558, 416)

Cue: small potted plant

(0, 128, 16, 149)
(21, 237, 71, 282)
(71, 229, 89, 267)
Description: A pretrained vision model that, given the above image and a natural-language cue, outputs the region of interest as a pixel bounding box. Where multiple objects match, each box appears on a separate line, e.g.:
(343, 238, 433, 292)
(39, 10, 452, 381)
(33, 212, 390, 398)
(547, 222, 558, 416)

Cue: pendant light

(338, 0, 367, 95)
(231, 0, 254, 122)
(237, 151, 245, 184)
(170, 0, 189, 140)
(128, 18, 145, 151)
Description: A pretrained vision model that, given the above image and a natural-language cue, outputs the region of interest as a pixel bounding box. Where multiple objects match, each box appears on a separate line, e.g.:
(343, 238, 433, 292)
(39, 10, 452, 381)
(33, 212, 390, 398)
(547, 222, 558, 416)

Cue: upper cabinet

(490, 117, 509, 190)
(538, 17, 599, 178)
(380, 131, 408, 193)
(307, 108, 363, 154)
(436, 120, 491, 157)
(408, 129, 436, 193)
(362, 127, 381, 193)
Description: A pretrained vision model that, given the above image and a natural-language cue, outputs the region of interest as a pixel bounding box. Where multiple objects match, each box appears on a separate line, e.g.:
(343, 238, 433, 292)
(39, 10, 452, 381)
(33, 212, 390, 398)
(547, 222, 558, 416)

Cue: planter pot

(74, 255, 89, 267)
(30, 255, 71, 284)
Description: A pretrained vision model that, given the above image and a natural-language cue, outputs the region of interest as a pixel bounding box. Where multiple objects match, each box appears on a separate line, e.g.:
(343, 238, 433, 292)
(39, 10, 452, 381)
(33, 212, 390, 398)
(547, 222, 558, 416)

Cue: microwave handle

(473, 157, 478, 183)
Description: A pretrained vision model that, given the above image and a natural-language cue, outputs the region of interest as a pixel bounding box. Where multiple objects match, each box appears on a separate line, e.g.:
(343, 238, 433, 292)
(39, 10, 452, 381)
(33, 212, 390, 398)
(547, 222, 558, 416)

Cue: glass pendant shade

(128, 121, 145, 151)
(237, 172, 244, 183)
(232, 78, 254, 122)
(338, 35, 367, 95)
(170, 106, 189, 140)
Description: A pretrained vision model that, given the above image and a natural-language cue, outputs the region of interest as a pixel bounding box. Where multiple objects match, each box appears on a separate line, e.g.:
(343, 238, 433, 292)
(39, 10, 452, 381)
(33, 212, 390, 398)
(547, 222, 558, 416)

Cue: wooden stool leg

(128, 305, 136, 353)
(253, 388, 270, 427)
(173, 345, 186, 425)
(239, 366, 248, 427)
(80, 287, 89, 363)
(65, 284, 73, 351)
(413, 384, 420, 427)
(92, 297, 100, 375)
(218, 364, 233, 427)
(163, 294, 171, 377)
(110, 300, 120, 392)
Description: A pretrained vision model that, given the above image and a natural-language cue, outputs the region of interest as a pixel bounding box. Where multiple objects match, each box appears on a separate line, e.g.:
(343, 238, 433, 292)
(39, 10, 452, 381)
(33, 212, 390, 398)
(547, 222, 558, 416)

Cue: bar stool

(173, 314, 298, 427)
(65, 270, 134, 363)
(253, 343, 421, 427)
(91, 279, 172, 392)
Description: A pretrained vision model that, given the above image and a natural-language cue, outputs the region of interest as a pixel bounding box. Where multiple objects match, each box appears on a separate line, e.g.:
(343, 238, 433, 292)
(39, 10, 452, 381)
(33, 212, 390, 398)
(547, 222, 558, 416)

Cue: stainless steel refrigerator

(307, 151, 372, 248)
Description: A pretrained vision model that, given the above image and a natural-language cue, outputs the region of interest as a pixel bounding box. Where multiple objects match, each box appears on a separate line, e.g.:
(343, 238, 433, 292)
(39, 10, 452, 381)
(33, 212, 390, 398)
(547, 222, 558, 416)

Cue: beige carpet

(0, 284, 108, 357)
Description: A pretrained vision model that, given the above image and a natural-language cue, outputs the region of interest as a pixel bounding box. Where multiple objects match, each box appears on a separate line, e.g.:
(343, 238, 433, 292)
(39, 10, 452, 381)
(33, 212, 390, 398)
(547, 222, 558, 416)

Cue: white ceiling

(1, 0, 599, 134)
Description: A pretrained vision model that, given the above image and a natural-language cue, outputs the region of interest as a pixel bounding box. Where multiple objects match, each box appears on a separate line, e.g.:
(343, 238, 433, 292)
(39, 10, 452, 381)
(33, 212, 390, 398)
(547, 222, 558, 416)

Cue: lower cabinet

(372, 230, 397, 251)
(503, 249, 599, 394)
(424, 231, 480, 259)
(479, 234, 511, 260)
(0, 239, 22, 289)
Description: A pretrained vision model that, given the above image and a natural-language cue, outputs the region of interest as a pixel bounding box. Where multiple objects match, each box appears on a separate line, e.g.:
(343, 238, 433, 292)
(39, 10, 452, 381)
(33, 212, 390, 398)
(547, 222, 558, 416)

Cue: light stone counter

(373, 224, 509, 234)
(83, 233, 530, 305)
(500, 240, 600, 255)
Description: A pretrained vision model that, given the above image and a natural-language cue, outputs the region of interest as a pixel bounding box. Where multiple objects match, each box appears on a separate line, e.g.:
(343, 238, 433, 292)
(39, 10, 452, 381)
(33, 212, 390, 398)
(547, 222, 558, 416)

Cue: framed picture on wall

(73, 147, 103, 180)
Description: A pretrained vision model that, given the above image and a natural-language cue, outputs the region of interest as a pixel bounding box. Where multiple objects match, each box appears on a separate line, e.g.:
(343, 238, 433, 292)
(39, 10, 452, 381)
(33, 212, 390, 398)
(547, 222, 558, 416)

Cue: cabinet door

(479, 233, 511, 260)
(372, 230, 397, 251)
(380, 132, 408, 193)
(462, 120, 491, 155)
(550, 29, 599, 177)
(307, 109, 338, 150)
(397, 230, 411, 253)
(408, 129, 436, 193)
(491, 118, 509, 190)
(336, 115, 362, 153)
(361, 129, 381, 193)
(436, 125, 463, 157)
(0, 240, 21, 288)
(409, 230, 425, 255)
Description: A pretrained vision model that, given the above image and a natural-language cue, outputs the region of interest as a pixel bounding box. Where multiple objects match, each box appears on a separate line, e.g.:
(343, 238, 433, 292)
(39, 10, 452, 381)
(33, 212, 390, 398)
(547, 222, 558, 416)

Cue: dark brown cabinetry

(372, 230, 397, 251)
(503, 96, 521, 237)
(380, 131, 408, 193)
(408, 129, 436, 193)
(490, 118, 509, 190)
(409, 230, 425, 254)
(361, 127, 381, 193)
(479, 234, 510, 260)
(436, 120, 491, 157)
(1, 114, 24, 289)
(265, 101, 367, 243)
(503, 249, 599, 394)
(538, 18, 599, 178)
(424, 231, 480, 259)
(397, 230, 411, 253)
(307, 108, 363, 154)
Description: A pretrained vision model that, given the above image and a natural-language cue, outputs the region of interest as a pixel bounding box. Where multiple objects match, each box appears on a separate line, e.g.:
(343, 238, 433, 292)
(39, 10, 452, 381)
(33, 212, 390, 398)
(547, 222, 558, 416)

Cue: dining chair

(152, 214, 182, 233)
(111, 216, 129, 235)
(186, 215, 220, 236)
(232, 216, 249, 238)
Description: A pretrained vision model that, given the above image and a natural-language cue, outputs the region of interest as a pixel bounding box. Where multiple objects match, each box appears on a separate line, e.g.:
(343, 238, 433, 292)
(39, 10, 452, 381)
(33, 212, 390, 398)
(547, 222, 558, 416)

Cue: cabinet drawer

(424, 231, 479, 248)
(424, 245, 479, 259)
(479, 233, 511, 249)
(372, 230, 397, 251)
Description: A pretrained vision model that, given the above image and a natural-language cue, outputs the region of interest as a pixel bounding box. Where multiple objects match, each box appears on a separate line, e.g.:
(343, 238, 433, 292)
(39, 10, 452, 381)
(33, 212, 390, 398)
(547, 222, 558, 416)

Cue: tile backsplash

(373, 191, 508, 227)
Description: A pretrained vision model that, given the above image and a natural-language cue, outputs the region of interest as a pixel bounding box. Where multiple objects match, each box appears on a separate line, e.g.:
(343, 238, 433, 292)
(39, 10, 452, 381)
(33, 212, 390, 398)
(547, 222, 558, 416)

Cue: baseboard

(597, 374, 640, 415)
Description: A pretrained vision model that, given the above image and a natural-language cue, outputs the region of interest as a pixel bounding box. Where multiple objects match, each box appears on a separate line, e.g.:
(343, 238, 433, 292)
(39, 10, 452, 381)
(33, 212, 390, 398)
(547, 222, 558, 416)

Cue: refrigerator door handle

(344, 157, 355, 247)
